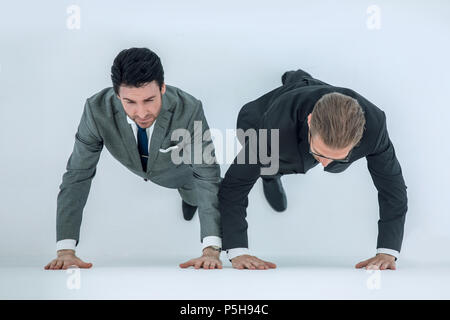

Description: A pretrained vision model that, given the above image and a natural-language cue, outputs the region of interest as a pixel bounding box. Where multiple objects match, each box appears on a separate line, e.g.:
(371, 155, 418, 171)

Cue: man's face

(117, 80, 166, 128)
(307, 113, 354, 167)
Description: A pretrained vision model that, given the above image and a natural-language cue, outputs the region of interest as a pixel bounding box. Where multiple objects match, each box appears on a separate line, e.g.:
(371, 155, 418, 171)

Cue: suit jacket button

(144, 178, 148, 182)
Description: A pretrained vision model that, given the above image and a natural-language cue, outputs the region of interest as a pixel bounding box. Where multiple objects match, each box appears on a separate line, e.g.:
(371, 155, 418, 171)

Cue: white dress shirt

(57, 115, 222, 252)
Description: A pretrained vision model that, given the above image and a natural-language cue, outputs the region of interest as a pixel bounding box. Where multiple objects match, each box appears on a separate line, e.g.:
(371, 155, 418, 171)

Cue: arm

(178, 101, 223, 269)
(366, 112, 408, 254)
(56, 99, 103, 247)
(218, 136, 261, 251)
(218, 140, 278, 270)
(188, 101, 222, 247)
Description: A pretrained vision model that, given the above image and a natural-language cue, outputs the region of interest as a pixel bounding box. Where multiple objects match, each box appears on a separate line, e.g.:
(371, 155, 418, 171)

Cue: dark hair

(111, 47, 164, 95)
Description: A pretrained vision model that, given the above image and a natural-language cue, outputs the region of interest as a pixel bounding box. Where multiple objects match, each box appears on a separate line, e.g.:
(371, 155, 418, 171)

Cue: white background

(0, 0, 449, 294)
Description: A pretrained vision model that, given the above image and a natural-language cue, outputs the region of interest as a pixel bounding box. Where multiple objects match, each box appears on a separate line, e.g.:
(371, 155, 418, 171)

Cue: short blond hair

(310, 92, 366, 149)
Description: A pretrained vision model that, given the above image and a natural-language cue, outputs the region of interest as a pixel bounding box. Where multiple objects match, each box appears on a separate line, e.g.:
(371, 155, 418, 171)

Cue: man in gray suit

(44, 48, 223, 270)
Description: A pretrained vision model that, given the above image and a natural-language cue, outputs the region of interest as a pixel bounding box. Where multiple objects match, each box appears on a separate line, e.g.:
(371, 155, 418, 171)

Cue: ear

(161, 83, 166, 95)
(307, 113, 312, 126)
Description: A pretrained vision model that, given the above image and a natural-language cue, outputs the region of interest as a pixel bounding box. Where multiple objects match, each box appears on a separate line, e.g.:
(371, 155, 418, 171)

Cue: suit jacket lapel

(146, 93, 174, 172)
(114, 111, 142, 170)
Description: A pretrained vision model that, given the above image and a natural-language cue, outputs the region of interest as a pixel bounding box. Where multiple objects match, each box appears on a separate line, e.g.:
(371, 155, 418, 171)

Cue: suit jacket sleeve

(218, 136, 261, 250)
(366, 112, 408, 252)
(188, 101, 222, 242)
(56, 99, 103, 245)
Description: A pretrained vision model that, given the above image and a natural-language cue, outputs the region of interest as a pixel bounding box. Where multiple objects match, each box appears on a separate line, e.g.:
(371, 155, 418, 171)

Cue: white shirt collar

(126, 115, 134, 125)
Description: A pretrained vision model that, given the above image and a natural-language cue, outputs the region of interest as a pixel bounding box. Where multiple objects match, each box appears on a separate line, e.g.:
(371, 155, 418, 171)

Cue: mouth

(137, 118, 152, 123)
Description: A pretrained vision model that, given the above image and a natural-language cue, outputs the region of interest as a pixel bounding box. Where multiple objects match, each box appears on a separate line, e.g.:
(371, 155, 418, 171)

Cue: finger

(379, 261, 390, 270)
(366, 265, 379, 270)
(50, 260, 58, 270)
(253, 258, 270, 269)
(203, 261, 211, 269)
(194, 260, 203, 269)
(355, 258, 374, 268)
(382, 261, 395, 270)
(55, 260, 64, 269)
(256, 261, 271, 270)
(366, 260, 382, 270)
(48, 260, 55, 269)
(217, 261, 223, 269)
(257, 258, 276, 269)
(243, 261, 256, 270)
(355, 259, 370, 269)
(44, 262, 52, 270)
(250, 260, 264, 270)
(62, 260, 78, 270)
(78, 260, 93, 269)
(179, 260, 194, 268)
(232, 262, 244, 270)
(259, 260, 270, 269)
(64, 260, 77, 268)
(262, 260, 277, 269)
(248, 259, 261, 268)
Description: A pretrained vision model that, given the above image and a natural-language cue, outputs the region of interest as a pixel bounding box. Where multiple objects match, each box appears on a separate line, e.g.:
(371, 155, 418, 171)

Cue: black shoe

(281, 69, 312, 85)
(182, 200, 197, 221)
(262, 177, 287, 212)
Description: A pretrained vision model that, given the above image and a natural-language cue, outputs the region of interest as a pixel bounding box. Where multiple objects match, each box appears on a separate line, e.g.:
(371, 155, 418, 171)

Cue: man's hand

(231, 254, 276, 270)
(179, 247, 222, 269)
(355, 253, 396, 270)
(44, 249, 93, 270)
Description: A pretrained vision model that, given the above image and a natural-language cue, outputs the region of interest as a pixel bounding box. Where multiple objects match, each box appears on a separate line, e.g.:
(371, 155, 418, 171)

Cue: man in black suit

(218, 69, 408, 270)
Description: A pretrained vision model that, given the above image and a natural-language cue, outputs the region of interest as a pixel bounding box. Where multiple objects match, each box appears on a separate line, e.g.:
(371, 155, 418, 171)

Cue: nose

(313, 155, 330, 167)
(320, 158, 331, 167)
(136, 105, 150, 119)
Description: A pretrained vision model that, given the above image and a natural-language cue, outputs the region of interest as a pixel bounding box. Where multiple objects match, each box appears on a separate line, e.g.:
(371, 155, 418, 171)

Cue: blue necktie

(137, 125, 149, 171)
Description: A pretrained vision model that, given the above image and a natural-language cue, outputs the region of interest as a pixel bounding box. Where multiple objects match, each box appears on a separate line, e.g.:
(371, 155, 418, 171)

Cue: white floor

(1, 256, 450, 299)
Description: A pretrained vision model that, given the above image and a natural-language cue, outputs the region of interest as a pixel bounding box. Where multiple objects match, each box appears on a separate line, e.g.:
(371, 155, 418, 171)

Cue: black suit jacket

(218, 70, 408, 253)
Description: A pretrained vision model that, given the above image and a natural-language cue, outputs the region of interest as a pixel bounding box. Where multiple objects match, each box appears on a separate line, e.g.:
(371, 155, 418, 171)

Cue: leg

(237, 111, 287, 212)
(236, 71, 308, 213)
(281, 68, 313, 85)
(281, 68, 331, 87)
(178, 183, 198, 221)
(261, 173, 287, 212)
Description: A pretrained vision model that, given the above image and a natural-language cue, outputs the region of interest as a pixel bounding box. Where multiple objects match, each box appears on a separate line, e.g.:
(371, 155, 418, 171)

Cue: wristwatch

(205, 245, 221, 252)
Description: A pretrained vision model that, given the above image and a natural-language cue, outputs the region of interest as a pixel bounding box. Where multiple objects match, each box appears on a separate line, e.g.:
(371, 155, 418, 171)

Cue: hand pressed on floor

(355, 253, 396, 270)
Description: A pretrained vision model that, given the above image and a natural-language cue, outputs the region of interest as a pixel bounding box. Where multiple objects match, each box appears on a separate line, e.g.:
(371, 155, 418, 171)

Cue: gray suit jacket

(56, 85, 222, 246)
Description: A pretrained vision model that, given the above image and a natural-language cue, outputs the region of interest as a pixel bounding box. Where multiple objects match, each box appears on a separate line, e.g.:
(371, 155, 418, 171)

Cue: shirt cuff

(56, 239, 77, 251)
(227, 248, 250, 261)
(201, 236, 222, 251)
(377, 248, 399, 260)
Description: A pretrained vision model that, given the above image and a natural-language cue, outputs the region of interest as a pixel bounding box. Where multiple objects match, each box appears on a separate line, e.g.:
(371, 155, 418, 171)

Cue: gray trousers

(177, 176, 223, 207)
(177, 183, 198, 207)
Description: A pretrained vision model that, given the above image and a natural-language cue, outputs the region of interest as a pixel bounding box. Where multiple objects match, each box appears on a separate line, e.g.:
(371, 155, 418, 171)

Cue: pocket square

(159, 145, 179, 153)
